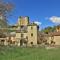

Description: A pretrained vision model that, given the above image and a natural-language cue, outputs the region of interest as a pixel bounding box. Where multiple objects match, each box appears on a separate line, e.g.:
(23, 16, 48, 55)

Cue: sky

(6, 0, 60, 29)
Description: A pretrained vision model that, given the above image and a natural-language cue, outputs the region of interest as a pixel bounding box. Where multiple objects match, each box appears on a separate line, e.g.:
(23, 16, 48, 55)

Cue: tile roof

(49, 32, 60, 36)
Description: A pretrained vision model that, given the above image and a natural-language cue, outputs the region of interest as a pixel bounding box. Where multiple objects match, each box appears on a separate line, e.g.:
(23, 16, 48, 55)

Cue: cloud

(48, 16, 60, 24)
(34, 21, 42, 25)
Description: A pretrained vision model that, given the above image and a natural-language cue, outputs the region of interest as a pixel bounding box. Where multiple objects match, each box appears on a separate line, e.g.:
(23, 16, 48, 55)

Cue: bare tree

(0, 0, 14, 33)
(0, 0, 13, 25)
(37, 31, 48, 45)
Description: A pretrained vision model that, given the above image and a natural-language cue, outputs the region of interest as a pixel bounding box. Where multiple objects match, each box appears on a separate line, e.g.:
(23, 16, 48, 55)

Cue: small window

(1, 40, 5, 42)
(31, 42, 33, 45)
(31, 33, 33, 36)
(31, 26, 33, 30)
(21, 34, 24, 37)
(26, 36, 28, 39)
(21, 26, 24, 28)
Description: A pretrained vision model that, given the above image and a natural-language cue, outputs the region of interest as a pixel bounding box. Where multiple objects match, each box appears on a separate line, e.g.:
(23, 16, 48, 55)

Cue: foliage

(41, 26, 56, 34)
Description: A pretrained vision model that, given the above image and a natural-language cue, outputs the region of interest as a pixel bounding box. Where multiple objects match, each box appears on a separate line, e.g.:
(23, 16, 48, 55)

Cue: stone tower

(18, 16, 29, 26)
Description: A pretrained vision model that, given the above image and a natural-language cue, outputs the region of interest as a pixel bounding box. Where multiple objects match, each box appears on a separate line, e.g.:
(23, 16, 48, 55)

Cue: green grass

(0, 46, 60, 60)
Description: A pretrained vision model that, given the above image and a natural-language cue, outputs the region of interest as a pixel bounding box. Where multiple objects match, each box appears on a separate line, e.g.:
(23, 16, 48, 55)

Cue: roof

(6, 32, 16, 37)
(16, 30, 20, 33)
(9, 25, 17, 28)
(16, 30, 27, 33)
(28, 22, 37, 26)
(49, 32, 60, 36)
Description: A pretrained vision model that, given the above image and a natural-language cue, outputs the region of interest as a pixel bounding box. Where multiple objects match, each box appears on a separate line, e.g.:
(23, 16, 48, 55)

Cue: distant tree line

(41, 25, 60, 34)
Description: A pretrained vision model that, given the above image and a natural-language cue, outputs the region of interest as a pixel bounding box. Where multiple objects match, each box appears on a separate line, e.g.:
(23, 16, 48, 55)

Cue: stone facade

(15, 24, 38, 46)
(48, 32, 60, 46)
(0, 16, 38, 46)
(27, 25, 37, 46)
(18, 16, 29, 26)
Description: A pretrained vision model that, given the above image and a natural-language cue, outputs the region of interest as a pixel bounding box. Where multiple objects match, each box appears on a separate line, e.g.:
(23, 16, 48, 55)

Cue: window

(21, 26, 24, 28)
(21, 34, 24, 37)
(31, 26, 33, 30)
(26, 36, 28, 39)
(31, 33, 33, 37)
(31, 42, 33, 45)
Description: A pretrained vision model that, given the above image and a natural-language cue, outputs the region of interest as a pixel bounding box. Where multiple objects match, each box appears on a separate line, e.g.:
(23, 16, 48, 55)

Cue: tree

(37, 31, 48, 45)
(41, 26, 55, 34)
(0, 0, 14, 33)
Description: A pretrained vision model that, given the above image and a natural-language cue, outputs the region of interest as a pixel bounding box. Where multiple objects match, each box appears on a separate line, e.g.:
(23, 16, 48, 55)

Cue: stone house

(0, 16, 38, 46)
(47, 32, 60, 46)
(15, 16, 38, 46)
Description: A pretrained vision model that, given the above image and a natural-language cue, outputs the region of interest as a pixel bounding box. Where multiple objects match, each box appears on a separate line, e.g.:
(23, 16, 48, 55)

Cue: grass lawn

(0, 46, 60, 60)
